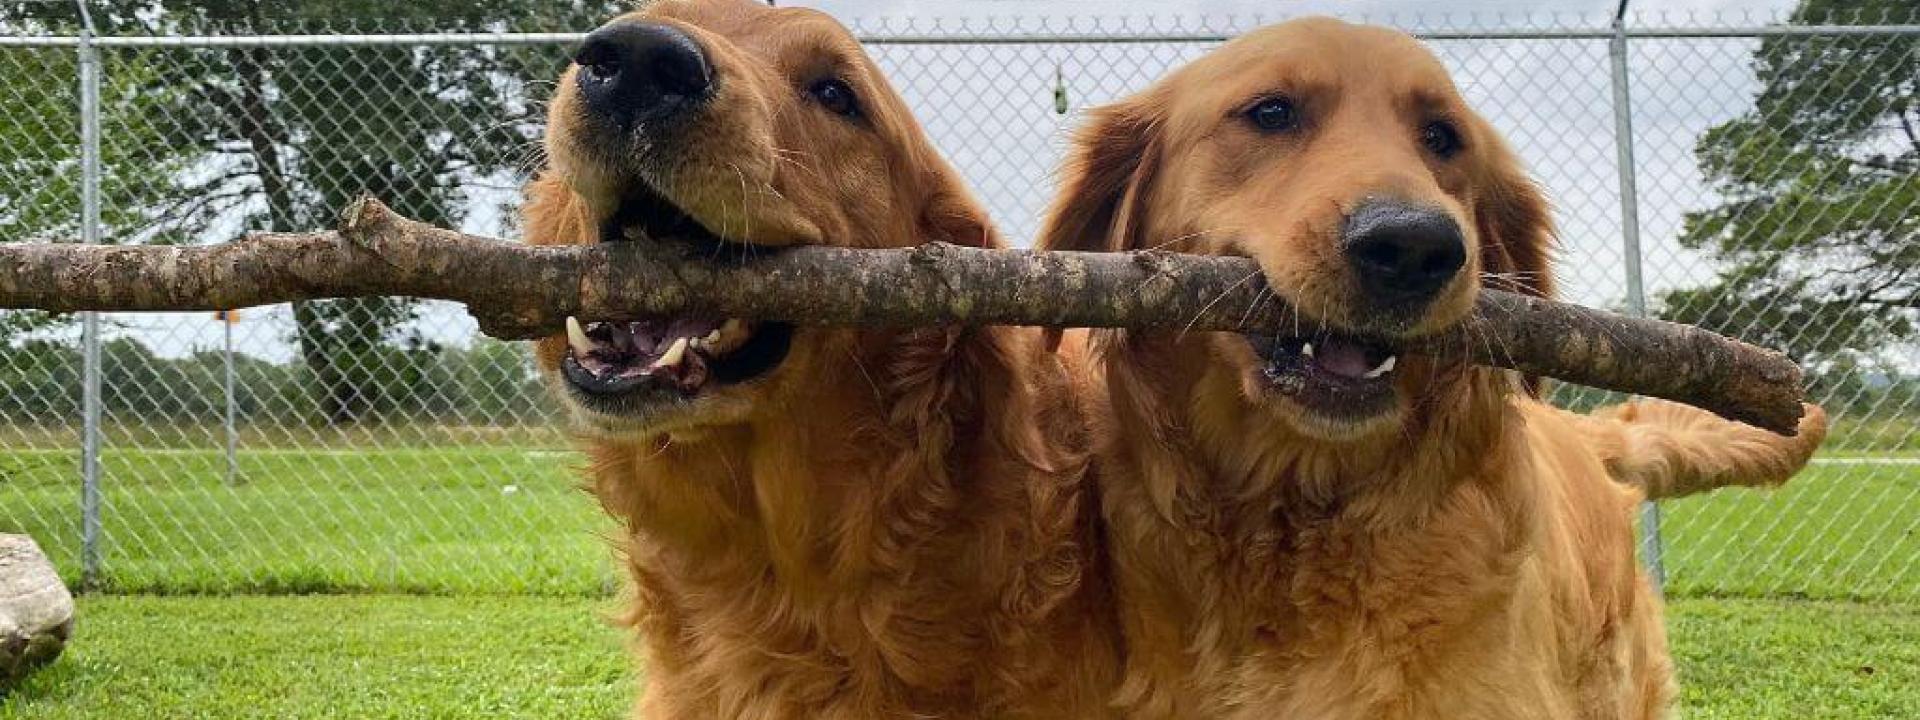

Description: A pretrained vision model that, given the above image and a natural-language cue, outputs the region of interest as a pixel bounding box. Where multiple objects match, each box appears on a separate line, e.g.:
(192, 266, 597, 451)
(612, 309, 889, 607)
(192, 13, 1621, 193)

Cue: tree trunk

(226, 28, 354, 426)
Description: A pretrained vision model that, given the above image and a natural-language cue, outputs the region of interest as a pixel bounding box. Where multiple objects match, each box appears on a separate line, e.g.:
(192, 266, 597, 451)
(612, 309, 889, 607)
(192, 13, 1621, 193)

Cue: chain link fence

(1, 9, 1915, 602)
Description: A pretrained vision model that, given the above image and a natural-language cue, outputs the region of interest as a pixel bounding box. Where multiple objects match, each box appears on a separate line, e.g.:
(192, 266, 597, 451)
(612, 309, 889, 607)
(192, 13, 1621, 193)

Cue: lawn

(0, 595, 1912, 719)
(0, 595, 637, 720)
(0, 446, 1916, 716)
(0, 447, 618, 595)
(3, 447, 1915, 601)
(1660, 458, 1920, 602)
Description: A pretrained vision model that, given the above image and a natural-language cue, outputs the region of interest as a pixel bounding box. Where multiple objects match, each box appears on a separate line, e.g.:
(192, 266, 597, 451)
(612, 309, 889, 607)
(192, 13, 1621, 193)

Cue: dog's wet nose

(1342, 200, 1467, 307)
(574, 21, 713, 125)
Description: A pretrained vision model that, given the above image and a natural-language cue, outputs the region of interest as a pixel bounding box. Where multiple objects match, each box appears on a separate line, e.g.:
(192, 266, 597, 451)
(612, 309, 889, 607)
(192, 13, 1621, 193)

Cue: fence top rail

(3, 22, 1918, 49)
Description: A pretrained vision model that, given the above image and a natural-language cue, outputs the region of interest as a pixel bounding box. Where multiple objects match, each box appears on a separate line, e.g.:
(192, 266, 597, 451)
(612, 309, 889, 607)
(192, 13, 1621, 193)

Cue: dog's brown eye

(808, 78, 861, 119)
(1422, 120, 1463, 158)
(1246, 96, 1300, 133)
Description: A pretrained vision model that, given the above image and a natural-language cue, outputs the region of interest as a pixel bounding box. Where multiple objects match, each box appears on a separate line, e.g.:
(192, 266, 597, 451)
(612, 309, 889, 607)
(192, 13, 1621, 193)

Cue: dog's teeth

(1363, 355, 1398, 379)
(652, 338, 690, 370)
(707, 320, 749, 354)
(1301, 342, 1314, 358)
(565, 316, 593, 355)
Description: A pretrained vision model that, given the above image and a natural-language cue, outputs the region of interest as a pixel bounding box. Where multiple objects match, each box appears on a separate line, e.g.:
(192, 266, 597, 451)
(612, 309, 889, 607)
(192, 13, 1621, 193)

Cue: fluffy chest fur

(1094, 356, 1669, 720)
(583, 330, 1119, 720)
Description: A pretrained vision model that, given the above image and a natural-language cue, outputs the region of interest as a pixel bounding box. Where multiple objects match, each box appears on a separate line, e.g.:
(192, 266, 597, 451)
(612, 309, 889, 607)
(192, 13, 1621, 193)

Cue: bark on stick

(0, 198, 1807, 434)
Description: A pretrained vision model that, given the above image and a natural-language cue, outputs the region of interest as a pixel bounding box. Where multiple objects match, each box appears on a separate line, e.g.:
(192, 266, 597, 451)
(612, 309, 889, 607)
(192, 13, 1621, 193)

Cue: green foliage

(1663, 0, 1918, 372)
(0, 312, 64, 345)
(0, 336, 553, 426)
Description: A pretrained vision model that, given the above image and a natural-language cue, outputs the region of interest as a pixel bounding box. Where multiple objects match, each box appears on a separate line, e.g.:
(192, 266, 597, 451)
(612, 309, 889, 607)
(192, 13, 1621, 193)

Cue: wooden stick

(0, 198, 1807, 434)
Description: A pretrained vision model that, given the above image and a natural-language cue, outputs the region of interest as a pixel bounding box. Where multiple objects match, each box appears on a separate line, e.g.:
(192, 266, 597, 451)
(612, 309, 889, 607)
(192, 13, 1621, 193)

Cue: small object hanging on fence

(0, 197, 1809, 434)
(0, 534, 74, 692)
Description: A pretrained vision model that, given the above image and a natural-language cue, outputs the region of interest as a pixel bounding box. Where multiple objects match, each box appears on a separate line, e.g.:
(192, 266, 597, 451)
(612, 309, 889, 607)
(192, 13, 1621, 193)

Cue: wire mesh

(0, 9, 1914, 601)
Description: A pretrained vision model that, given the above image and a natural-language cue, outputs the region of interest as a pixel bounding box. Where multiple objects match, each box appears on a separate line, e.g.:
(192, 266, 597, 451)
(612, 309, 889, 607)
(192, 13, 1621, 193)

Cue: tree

(1664, 0, 1918, 381)
(0, 0, 619, 421)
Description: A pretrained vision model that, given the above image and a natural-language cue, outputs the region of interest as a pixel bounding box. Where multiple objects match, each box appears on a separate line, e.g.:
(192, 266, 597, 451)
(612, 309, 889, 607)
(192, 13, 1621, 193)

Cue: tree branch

(0, 198, 1810, 435)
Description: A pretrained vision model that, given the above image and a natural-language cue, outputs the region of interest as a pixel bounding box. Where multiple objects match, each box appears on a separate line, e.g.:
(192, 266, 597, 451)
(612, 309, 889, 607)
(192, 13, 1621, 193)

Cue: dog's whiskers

(1479, 270, 1547, 296)
(1144, 227, 1224, 253)
(770, 147, 827, 183)
(729, 163, 758, 262)
(1237, 285, 1274, 330)
(1179, 268, 1265, 340)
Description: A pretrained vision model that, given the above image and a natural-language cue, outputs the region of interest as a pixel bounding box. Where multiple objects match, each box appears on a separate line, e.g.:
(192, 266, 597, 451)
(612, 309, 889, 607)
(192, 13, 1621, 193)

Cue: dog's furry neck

(1096, 331, 1551, 714)
(587, 325, 986, 590)
(583, 325, 1105, 714)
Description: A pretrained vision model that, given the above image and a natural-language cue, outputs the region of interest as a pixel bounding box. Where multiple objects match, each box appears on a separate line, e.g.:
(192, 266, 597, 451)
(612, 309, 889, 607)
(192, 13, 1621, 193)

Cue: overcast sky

(125, 0, 1811, 360)
(799, 0, 1802, 26)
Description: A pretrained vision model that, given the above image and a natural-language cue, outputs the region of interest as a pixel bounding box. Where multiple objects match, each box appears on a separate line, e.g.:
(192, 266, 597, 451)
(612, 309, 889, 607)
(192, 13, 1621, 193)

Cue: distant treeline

(0, 336, 558, 426)
(1, 333, 1912, 431)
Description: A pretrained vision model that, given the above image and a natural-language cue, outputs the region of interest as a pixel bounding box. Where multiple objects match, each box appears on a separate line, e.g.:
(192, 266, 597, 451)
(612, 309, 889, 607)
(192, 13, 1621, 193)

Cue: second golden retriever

(1041, 18, 1826, 719)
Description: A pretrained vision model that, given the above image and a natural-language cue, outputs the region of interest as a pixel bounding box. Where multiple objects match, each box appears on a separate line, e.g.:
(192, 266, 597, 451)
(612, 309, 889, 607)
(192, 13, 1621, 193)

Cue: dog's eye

(1421, 120, 1464, 158)
(808, 78, 861, 119)
(1245, 96, 1300, 133)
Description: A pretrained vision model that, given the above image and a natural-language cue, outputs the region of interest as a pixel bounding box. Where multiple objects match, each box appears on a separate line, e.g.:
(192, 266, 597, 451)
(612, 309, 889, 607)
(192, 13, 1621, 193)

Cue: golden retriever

(1040, 18, 1827, 719)
(523, 1, 1117, 716)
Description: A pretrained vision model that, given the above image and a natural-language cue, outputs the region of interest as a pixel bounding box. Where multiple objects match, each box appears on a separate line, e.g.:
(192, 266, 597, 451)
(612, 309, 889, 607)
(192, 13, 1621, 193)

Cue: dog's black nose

(574, 21, 712, 125)
(1342, 200, 1468, 307)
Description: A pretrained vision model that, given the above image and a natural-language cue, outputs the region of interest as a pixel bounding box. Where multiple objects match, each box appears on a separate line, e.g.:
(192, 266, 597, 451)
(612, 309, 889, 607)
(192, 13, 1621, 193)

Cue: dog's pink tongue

(1315, 339, 1373, 379)
(630, 317, 723, 355)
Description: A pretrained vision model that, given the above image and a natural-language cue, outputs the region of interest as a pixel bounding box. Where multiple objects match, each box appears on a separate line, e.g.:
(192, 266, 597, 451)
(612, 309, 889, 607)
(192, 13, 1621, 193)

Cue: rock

(0, 534, 73, 690)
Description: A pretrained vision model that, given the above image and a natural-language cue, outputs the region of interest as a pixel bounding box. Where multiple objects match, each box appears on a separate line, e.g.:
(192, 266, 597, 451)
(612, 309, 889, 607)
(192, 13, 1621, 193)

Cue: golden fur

(1040, 18, 1827, 719)
(524, 1, 1117, 716)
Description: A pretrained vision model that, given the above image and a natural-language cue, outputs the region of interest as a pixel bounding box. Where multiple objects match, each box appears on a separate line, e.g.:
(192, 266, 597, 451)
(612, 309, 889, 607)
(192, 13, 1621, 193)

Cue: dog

(1039, 18, 1827, 719)
(523, 1, 1117, 716)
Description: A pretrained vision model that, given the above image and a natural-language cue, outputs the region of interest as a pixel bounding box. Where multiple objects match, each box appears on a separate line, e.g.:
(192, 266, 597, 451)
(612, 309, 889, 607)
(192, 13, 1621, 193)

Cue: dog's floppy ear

(1038, 94, 1166, 255)
(1473, 134, 1556, 301)
(921, 177, 1003, 250)
(1038, 95, 1165, 351)
(1473, 132, 1557, 394)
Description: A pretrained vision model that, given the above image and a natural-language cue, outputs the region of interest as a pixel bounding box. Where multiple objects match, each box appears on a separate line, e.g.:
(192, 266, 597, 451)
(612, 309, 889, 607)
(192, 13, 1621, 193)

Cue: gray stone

(0, 534, 73, 690)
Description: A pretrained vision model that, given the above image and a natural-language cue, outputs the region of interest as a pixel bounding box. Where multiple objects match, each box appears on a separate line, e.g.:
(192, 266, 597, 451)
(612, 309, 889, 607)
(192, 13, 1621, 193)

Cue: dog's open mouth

(561, 181, 794, 410)
(1252, 329, 1401, 421)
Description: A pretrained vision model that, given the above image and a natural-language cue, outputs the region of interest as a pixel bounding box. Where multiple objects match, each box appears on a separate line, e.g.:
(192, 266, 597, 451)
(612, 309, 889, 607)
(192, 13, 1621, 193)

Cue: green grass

(1, 596, 1911, 719)
(0, 423, 571, 451)
(1661, 459, 1920, 602)
(4, 447, 1916, 601)
(0, 595, 637, 720)
(1669, 598, 1920, 719)
(0, 447, 618, 595)
(0, 445, 1913, 717)
(1822, 414, 1920, 454)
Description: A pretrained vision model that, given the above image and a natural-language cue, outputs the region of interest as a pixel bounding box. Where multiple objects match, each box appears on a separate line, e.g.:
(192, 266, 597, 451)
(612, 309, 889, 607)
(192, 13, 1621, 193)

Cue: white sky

(800, 0, 1801, 25)
(120, 0, 1806, 361)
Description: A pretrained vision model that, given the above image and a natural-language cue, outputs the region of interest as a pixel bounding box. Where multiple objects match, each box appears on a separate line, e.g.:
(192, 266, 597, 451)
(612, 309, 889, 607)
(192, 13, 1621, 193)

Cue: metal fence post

(75, 15, 104, 593)
(1608, 3, 1665, 596)
(224, 315, 238, 486)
